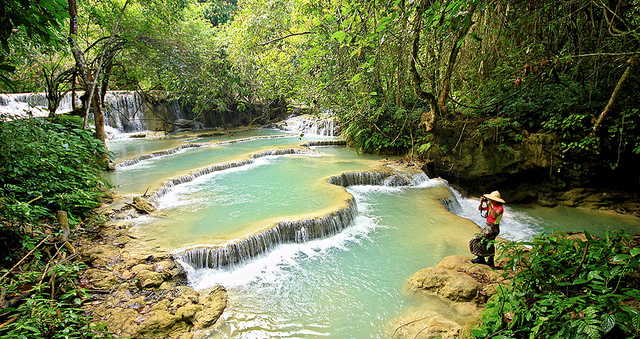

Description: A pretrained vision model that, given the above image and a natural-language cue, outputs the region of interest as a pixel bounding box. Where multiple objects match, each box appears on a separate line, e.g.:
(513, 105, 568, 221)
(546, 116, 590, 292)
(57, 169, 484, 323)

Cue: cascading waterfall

(152, 148, 315, 199)
(115, 134, 295, 169)
(115, 142, 209, 169)
(302, 140, 347, 147)
(0, 91, 186, 134)
(279, 115, 339, 136)
(177, 198, 358, 269)
(329, 171, 428, 187)
(173, 170, 428, 269)
(101, 91, 146, 132)
(0, 92, 78, 118)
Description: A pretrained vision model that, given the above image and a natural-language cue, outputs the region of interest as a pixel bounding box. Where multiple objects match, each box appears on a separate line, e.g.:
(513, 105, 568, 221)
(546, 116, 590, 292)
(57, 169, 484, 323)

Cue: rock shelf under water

(151, 147, 316, 199)
(174, 169, 428, 269)
(115, 134, 296, 169)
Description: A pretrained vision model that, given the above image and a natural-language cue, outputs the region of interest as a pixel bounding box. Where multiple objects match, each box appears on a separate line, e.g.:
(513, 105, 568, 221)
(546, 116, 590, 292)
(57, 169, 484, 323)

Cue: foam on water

(184, 213, 378, 290)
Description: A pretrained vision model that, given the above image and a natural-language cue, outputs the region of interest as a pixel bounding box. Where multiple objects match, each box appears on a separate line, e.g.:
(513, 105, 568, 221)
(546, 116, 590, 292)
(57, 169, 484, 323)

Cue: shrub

(0, 115, 110, 223)
(474, 231, 640, 338)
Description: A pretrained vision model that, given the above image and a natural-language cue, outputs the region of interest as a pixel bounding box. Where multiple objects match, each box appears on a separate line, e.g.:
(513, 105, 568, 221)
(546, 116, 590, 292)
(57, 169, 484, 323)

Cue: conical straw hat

(483, 191, 505, 204)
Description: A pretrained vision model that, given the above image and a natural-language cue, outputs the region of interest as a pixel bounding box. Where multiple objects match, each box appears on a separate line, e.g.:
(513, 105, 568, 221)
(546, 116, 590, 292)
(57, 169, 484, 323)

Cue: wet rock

(175, 304, 203, 323)
(84, 244, 122, 267)
(391, 309, 461, 339)
(409, 267, 480, 301)
(138, 310, 187, 338)
(400, 255, 509, 338)
(132, 196, 157, 214)
(192, 286, 227, 331)
(84, 268, 119, 290)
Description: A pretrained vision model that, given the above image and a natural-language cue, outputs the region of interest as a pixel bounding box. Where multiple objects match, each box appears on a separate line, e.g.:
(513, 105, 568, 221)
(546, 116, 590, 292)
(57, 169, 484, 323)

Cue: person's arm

(488, 202, 502, 219)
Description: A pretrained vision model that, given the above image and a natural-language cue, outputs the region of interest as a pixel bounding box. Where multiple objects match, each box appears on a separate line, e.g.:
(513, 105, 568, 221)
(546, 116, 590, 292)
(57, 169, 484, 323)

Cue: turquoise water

(107, 129, 640, 338)
(105, 134, 307, 195)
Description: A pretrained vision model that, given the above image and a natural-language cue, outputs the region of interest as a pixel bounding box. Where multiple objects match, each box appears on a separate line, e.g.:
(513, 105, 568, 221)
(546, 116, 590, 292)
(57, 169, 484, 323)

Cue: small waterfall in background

(0, 92, 77, 118)
(0, 91, 187, 137)
(278, 114, 339, 136)
(101, 91, 146, 133)
(439, 183, 541, 241)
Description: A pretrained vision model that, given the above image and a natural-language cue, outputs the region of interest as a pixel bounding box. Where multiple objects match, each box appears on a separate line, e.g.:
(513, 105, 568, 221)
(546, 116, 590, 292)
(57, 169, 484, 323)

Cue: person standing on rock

(469, 191, 505, 267)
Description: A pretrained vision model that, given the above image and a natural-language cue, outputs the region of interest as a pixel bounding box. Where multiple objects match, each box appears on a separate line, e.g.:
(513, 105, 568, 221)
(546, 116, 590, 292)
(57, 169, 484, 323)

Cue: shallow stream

(106, 127, 640, 338)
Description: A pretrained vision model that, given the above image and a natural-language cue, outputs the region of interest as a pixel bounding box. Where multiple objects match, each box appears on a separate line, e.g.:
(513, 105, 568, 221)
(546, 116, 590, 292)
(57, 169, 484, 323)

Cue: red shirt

(486, 203, 504, 224)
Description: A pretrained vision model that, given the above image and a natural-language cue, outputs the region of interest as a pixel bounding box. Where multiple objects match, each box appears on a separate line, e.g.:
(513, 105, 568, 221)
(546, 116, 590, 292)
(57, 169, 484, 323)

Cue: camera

(481, 197, 488, 203)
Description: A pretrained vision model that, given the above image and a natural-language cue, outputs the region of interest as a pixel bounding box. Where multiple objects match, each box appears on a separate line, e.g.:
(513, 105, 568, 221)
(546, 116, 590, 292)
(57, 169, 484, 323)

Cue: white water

(278, 114, 339, 137)
(0, 91, 180, 134)
(108, 130, 640, 338)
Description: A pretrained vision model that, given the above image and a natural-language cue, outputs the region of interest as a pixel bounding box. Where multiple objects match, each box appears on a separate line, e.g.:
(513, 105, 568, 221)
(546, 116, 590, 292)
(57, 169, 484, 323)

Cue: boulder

(409, 267, 480, 302)
(407, 255, 504, 304)
(391, 309, 461, 339)
(132, 196, 157, 214)
(192, 286, 227, 331)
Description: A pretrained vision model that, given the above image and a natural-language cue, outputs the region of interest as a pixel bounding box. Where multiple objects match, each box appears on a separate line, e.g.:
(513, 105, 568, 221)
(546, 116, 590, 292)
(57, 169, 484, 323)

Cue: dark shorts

(469, 222, 500, 257)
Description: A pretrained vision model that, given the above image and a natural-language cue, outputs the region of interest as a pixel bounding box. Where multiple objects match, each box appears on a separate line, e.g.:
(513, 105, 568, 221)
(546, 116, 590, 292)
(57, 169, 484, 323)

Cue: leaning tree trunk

(409, 0, 439, 132)
(592, 54, 637, 134)
(67, 0, 108, 165)
(437, 5, 477, 115)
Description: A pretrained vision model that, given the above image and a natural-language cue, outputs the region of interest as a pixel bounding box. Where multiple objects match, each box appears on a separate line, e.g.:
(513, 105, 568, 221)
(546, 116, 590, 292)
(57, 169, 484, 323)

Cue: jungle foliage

(0, 0, 639, 338)
(0, 116, 113, 338)
(476, 232, 640, 339)
(0, 115, 109, 222)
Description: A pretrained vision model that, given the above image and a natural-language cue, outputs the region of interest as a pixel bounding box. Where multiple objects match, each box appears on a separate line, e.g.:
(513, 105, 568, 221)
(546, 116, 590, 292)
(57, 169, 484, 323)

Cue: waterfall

(101, 91, 146, 132)
(0, 91, 187, 134)
(279, 115, 340, 136)
(173, 169, 429, 269)
(115, 142, 210, 169)
(115, 134, 296, 169)
(302, 140, 347, 147)
(328, 171, 428, 187)
(176, 198, 358, 269)
(0, 93, 71, 118)
(151, 148, 315, 199)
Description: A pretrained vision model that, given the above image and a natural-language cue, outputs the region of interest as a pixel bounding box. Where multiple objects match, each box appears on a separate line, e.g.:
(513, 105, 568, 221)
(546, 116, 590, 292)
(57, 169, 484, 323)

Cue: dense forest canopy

(1, 1, 640, 338)
(1, 0, 639, 188)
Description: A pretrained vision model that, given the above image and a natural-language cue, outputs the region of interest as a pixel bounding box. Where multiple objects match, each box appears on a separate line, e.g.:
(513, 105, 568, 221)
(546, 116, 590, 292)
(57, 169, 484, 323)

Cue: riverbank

(78, 199, 227, 338)
(419, 120, 640, 218)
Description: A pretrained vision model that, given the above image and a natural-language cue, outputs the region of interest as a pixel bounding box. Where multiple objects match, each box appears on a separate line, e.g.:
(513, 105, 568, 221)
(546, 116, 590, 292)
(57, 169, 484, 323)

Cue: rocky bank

(422, 121, 640, 217)
(77, 195, 227, 338)
(391, 255, 510, 339)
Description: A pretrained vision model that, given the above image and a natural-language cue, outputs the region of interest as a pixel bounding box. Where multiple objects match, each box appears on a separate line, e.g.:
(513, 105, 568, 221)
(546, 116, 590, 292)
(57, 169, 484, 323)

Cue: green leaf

(601, 314, 615, 333)
(630, 248, 640, 257)
(331, 30, 346, 43)
(471, 328, 489, 336)
(613, 254, 632, 262)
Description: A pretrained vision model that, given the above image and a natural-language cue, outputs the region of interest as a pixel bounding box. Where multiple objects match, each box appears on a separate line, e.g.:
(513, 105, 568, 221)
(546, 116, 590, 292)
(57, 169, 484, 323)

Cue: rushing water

(106, 125, 640, 338)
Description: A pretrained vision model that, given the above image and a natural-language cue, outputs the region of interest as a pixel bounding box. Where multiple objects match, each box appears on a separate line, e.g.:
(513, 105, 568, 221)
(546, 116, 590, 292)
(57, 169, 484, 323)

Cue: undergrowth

(474, 231, 640, 339)
(0, 115, 115, 338)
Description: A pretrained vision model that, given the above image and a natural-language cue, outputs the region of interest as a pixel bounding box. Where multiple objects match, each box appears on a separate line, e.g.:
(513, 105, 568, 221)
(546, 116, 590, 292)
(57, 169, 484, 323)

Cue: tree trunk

(68, 0, 108, 165)
(438, 5, 477, 114)
(592, 54, 637, 134)
(409, 0, 439, 132)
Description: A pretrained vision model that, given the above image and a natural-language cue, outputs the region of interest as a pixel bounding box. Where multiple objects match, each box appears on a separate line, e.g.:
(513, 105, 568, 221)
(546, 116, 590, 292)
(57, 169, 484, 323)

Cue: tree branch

(261, 31, 313, 46)
(592, 53, 637, 134)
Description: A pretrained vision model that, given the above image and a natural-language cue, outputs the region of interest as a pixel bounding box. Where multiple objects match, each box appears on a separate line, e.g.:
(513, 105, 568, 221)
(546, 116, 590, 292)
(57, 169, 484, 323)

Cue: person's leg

(471, 256, 486, 264)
